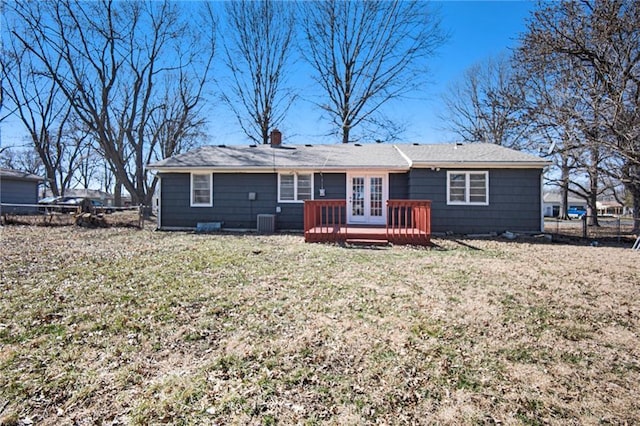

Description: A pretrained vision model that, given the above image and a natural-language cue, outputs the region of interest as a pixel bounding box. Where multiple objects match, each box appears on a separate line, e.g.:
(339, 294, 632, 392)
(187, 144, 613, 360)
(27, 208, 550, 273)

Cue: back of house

(147, 138, 549, 236)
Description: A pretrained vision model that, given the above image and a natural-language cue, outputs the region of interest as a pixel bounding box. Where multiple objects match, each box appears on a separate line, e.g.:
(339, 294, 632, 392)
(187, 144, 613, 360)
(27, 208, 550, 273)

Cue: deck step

(346, 238, 390, 246)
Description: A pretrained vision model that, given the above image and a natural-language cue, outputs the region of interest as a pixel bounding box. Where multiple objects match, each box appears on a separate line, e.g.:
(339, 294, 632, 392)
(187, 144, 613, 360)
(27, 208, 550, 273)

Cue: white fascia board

(148, 166, 409, 173)
(149, 167, 275, 173)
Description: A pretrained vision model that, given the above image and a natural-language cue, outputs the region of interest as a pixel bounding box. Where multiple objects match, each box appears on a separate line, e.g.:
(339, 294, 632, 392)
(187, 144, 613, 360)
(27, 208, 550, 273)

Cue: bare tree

(441, 53, 531, 149)
(8, 0, 216, 206)
(300, 0, 445, 143)
(71, 127, 101, 190)
(518, 0, 640, 231)
(517, 52, 579, 219)
(0, 29, 83, 196)
(221, 0, 296, 145)
(0, 147, 43, 176)
(518, 48, 611, 224)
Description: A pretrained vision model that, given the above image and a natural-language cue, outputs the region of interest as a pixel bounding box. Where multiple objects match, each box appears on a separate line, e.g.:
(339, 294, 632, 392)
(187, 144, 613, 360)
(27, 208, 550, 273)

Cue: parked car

(89, 199, 114, 214)
(38, 196, 61, 206)
(567, 207, 587, 219)
(38, 196, 84, 213)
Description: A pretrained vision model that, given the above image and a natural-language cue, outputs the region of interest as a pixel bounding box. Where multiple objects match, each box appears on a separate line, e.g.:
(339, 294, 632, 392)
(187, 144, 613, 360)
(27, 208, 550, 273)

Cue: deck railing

(386, 200, 431, 244)
(304, 199, 431, 245)
(304, 199, 347, 242)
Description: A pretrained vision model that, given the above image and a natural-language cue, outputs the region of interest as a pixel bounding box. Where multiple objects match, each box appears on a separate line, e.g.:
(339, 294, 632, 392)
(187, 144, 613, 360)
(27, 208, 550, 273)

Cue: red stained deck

(304, 200, 431, 246)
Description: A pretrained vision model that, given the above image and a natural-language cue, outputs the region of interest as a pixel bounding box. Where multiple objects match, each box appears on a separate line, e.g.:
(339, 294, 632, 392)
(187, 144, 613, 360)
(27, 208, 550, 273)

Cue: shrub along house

(147, 130, 550, 244)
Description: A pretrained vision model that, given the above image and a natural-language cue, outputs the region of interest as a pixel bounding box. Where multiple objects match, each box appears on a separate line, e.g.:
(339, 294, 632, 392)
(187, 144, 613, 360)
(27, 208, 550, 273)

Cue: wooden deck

(304, 199, 432, 246)
(305, 225, 430, 245)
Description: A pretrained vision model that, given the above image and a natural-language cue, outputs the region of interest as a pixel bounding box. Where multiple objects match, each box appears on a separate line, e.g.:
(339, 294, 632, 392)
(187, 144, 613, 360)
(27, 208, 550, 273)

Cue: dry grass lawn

(1, 226, 639, 425)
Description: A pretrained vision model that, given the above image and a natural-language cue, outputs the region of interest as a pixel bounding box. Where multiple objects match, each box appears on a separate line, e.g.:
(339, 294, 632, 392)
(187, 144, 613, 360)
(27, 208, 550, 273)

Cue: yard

(1, 226, 639, 425)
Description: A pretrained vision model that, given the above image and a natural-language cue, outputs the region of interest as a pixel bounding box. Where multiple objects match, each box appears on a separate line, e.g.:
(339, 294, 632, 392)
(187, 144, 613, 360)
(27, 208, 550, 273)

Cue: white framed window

(447, 171, 488, 205)
(278, 172, 313, 203)
(190, 173, 213, 207)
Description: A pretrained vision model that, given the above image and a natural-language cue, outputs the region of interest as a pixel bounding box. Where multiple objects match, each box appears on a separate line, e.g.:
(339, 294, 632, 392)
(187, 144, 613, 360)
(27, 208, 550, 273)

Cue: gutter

(410, 161, 552, 169)
(148, 166, 411, 173)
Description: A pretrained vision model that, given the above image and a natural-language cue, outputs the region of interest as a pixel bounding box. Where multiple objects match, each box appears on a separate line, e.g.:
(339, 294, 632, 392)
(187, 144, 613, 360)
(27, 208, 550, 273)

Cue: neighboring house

(147, 133, 550, 235)
(542, 192, 588, 217)
(596, 199, 625, 216)
(0, 168, 44, 214)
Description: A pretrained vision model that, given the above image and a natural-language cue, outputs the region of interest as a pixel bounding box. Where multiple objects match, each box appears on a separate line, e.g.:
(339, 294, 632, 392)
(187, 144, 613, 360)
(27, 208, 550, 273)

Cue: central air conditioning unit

(256, 214, 275, 234)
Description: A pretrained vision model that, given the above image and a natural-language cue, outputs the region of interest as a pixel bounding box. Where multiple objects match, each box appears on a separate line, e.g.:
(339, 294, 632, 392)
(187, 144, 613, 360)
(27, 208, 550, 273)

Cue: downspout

(157, 175, 162, 230)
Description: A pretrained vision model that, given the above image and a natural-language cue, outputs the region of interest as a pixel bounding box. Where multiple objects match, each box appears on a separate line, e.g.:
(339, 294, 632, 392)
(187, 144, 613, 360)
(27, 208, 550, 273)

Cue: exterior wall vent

(256, 214, 275, 234)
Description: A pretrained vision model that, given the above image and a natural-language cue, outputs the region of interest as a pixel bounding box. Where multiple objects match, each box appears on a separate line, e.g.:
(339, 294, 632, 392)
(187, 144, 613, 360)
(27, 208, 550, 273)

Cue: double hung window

(279, 173, 313, 202)
(447, 171, 488, 205)
(191, 173, 213, 207)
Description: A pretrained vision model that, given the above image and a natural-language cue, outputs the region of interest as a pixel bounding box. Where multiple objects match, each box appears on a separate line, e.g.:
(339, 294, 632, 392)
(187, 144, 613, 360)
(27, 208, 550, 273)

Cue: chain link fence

(545, 215, 638, 244)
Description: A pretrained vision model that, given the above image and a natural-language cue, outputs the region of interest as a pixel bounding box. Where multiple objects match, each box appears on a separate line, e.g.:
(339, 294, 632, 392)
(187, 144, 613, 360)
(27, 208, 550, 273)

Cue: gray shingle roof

(398, 143, 549, 165)
(0, 167, 44, 181)
(542, 192, 586, 204)
(148, 143, 549, 171)
(149, 143, 409, 170)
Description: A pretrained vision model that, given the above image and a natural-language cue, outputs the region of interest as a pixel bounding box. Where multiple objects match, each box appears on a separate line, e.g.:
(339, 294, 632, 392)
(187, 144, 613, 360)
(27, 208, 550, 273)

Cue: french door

(347, 173, 388, 225)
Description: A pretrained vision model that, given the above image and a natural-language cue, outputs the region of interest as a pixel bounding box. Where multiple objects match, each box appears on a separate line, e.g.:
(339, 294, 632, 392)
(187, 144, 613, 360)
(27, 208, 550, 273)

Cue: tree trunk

(588, 172, 599, 227)
(587, 145, 600, 226)
(628, 182, 640, 234)
(342, 126, 349, 144)
(45, 165, 60, 197)
(559, 155, 570, 220)
(633, 195, 640, 235)
(114, 181, 122, 208)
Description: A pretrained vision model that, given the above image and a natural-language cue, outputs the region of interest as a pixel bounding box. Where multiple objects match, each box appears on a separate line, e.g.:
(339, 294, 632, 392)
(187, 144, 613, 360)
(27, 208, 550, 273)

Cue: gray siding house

(147, 135, 549, 235)
(0, 168, 44, 214)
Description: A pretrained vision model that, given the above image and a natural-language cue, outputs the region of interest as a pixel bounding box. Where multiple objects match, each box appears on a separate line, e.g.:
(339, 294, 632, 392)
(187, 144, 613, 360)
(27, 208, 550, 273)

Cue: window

(278, 173, 313, 202)
(447, 171, 488, 205)
(191, 173, 212, 207)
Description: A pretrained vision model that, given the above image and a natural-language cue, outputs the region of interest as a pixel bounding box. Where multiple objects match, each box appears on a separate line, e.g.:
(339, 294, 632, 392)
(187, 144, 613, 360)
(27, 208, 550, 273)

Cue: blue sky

(413, 0, 536, 142)
(1, 1, 537, 149)
(210, 0, 537, 145)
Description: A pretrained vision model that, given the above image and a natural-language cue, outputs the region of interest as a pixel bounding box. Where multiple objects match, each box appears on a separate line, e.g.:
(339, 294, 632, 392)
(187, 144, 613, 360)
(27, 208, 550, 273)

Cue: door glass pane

(352, 177, 364, 216)
(370, 177, 383, 217)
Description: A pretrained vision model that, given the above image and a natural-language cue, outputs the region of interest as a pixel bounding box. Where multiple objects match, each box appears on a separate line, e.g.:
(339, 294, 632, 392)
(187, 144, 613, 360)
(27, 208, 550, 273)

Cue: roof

(0, 167, 44, 182)
(543, 192, 587, 204)
(398, 143, 549, 167)
(148, 143, 550, 172)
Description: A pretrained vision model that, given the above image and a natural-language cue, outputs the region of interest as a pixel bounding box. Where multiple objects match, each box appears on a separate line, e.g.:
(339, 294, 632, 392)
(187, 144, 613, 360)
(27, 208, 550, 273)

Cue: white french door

(347, 173, 388, 225)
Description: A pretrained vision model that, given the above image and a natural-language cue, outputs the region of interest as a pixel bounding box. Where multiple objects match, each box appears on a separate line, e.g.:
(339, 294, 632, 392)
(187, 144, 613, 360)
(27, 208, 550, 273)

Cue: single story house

(0, 167, 44, 214)
(542, 192, 588, 217)
(147, 132, 550, 237)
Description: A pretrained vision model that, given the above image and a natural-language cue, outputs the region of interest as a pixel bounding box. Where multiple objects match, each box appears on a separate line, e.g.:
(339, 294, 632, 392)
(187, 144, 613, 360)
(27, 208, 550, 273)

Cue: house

(147, 131, 550, 238)
(596, 199, 625, 216)
(542, 192, 588, 217)
(0, 168, 44, 214)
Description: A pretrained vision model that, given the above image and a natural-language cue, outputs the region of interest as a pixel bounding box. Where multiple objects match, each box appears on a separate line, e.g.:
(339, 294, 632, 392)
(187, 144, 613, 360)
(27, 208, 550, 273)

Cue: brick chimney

(270, 129, 282, 147)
